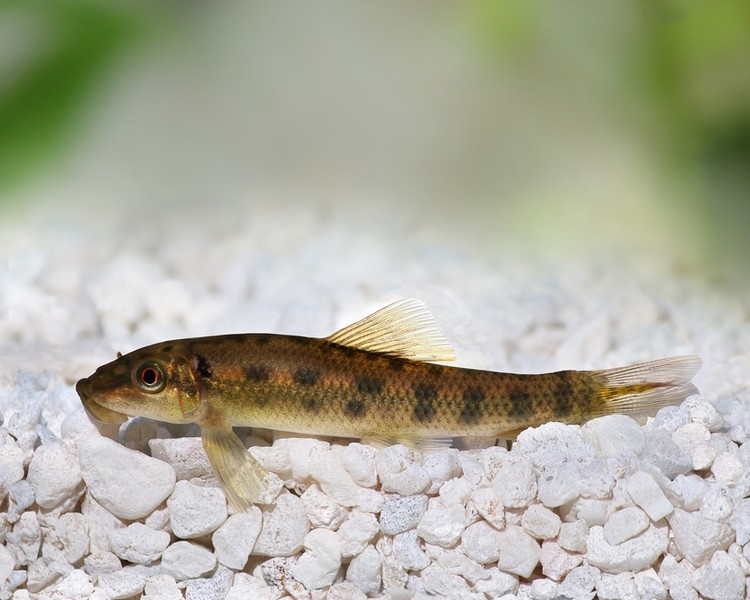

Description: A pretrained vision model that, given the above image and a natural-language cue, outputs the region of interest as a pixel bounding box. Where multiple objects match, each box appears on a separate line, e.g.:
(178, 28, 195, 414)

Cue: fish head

(76, 342, 202, 425)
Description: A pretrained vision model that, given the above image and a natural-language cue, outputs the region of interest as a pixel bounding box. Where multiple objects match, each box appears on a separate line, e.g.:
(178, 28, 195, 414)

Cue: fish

(76, 298, 701, 511)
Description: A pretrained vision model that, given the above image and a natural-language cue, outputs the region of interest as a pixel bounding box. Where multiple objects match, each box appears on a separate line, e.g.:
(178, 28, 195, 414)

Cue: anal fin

(202, 426, 269, 512)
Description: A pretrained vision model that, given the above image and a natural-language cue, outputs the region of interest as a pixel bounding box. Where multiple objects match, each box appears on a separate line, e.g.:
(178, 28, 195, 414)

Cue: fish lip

(75, 377, 90, 400)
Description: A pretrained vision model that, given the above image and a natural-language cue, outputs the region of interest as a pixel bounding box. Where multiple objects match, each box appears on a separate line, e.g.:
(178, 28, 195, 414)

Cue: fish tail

(591, 355, 702, 417)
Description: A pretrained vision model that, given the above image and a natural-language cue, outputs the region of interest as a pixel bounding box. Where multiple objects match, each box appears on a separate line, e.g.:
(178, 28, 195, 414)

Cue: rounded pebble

(161, 541, 217, 582)
(167, 480, 227, 539)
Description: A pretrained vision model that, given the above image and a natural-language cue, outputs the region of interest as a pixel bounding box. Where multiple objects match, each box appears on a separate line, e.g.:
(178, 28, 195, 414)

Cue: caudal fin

(592, 355, 702, 417)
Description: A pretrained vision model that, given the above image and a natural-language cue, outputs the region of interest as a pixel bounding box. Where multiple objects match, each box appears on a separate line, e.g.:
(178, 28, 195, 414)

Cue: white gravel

(2, 201, 750, 598)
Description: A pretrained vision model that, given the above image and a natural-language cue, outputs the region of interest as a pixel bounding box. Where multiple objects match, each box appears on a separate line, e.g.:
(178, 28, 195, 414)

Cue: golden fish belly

(191, 334, 601, 439)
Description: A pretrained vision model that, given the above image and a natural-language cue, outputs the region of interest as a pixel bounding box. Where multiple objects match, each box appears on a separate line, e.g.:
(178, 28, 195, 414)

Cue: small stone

(658, 554, 699, 600)
(474, 567, 519, 597)
(184, 564, 234, 600)
(516, 422, 595, 468)
(461, 521, 503, 564)
(633, 568, 667, 600)
(496, 526, 541, 578)
(141, 574, 183, 600)
(581, 415, 645, 458)
(379, 494, 428, 535)
(300, 485, 346, 529)
(700, 484, 734, 522)
(338, 511, 379, 558)
(416, 504, 466, 547)
(326, 581, 367, 600)
(83, 552, 122, 576)
(669, 508, 734, 566)
(55, 513, 89, 564)
(492, 455, 537, 508)
(692, 550, 745, 599)
(167, 480, 227, 539)
(426, 544, 486, 585)
(109, 523, 170, 564)
(0, 544, 15, 586)
(686, 396, 724, 431)
(603, 506, 649, 546)
(309, 448, 383, 512)
(733, 498, 750, 545)
(643, 428, 693, 479)
(0, 443, 25, 490)
(586, 523, 668, 573)
(346, 544, 381, 594)
(596, 572, 638, 600)
(212, 509, 262, 569)
(148, 437, 213, 481)
(625, 470, 673, 522)
(711, 451, 743, 486)
(97, 569, 147, 599)
(7, 480, 34, 520)
(423, 449, 462, 494)
(254, 493, 310, 556)
(81, 493, 125, 554)
(565, 497, 609, 527)
(470, 487, 505, 529)
(161, 541, 217, 582)
(290, 528, 341, 590)
(225, 572, 281, 600)
(558, 520, 588, 553)
(521, 504, 561, 540)
(558, 565, 601, 600)
(333, 442, 378, 488)
(393, 529, 430, 571)
(6, 511, 41, 565)
(376, 445, 431, 496)
(438, 476, 473, 506)
(537, 462, 580, 508)
(673, 423, 716, 470)
(79, 436, 176, 520)
(420, 564, 473, 598)
(55, 569, 94, 600)
(670, 473, 708, 511)
(540, 540, 582, 581)
(529, 577, 560, 600)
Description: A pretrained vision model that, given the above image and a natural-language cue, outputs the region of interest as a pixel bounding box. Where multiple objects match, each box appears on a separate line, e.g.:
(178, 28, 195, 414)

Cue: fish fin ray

(201, 426, 269, 512)
(326, 298, 456, 362)
(362, 435, 454, 451)
(591, 355, 702, 416)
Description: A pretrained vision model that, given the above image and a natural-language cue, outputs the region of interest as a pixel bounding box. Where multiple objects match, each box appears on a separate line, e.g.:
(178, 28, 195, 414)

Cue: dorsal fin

(326, 298, 456, 362)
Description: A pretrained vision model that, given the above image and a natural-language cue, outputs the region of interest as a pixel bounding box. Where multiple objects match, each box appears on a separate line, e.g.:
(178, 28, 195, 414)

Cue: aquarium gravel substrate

(2, 203, 750, 600)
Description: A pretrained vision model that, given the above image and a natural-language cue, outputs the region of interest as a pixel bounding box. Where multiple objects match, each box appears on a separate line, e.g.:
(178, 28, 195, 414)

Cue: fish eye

(133, 361, 166, 393)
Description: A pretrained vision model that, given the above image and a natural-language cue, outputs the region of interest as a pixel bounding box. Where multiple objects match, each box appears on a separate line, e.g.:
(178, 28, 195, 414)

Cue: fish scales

(76, 298, 702, 511)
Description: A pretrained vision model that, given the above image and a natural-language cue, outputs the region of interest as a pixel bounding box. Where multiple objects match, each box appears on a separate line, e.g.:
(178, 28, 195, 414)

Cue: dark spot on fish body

(245, 364, 270, 382)
(413, 383, 437, 422)
(508, 389, 531, 418)
(289, 336, 313, 346)
(357, 377, 384, 395)
(196, 354, 212, 378)
(294, 367, 320, 386)
(388, 358, 406, 371)
(553, 372, 574, 416)
(346, 398, 366, 418)
(255, 335, 272, 346)
(302, 397, 318, 412)
(460, 387, 485, 423)
(335, 345, 358, 358)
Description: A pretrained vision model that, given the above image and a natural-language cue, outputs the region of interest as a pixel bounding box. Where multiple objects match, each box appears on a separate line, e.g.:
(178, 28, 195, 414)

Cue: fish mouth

(76, 377, 129, 425)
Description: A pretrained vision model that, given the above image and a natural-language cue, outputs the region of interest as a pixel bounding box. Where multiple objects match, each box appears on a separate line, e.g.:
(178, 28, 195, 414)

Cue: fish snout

(75, 377, 91, 399)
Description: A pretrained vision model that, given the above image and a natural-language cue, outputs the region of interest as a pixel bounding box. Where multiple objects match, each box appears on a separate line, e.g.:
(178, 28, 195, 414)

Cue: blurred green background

(1, 0, 748, 278)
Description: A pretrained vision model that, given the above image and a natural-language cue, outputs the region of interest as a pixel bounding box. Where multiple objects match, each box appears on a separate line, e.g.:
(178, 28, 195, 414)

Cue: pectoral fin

(201, 426, 269, 512)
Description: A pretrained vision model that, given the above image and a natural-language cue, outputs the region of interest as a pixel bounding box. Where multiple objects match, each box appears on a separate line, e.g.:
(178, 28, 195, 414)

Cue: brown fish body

(77, 299, 701, 510)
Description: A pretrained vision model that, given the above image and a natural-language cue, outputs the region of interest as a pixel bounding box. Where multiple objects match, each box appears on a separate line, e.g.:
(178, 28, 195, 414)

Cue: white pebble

(7, 480, 35, 521)
(379, 494, 428, 536)
(596, 572, 638, 600)
(658, 554, 699, 600)
(669, 508, 734, 566)
(97, 569, 146, 599)
(224, 572, 279, 600)
(565, 497, 610, 527)
(670, 473, 708, 511)
(692, 550, 745, 599)
(254, 493, 310, 556)
(55, 569, 94, 600)
(416, 504, 466, 547)
(420, 564, 473, 598)
(160, 541, 217, 582)
(492, 455, 537, 508)
(686, 396, 724, 431)
(733, 499, 750, 545)
(309, 448, 383, 512)
(586, 523, 668, 572)
(6, 511, 41, 565)
(558, 565, 601, 599)
(529, 577, 559, 599)
(148, 437, 213, 481)
(423, 449, 462, 494)
(558, 520, 588, 553)
(346, 544, 382, 594)
(55, 513, 89, 564)
(327, 581, 368, 600)
(291, 528, 341, 590)
(603, 506, 649, 546)
(711, 451, 743, 486)
(141, 574, 183, 600)
(427, 544, 486, 585)
(700, 484, 734, 522)
(333, 443, 378, 488)
(212, 509, 262, 569)
(581, 415, 645, 458)
(521, 504, 561, 540)
(625, 470, 673, 522)
(461, 521, 503, 564)
(643, 428, 692, 479)
(470, 487, 505, 530)
(300, 485, 346, 529)
(79, 436, 176, 520)
(393, 529, 430, 571)
(496, 525, 541, 578)
(537, 462, 581, 508)
(0, 442, 25, 490)
(474, 567, 519, 597)
(338, 511, 379, 558)
(540, 540, 582, 581)
(26, 443, 82, 509)
(167, 480, 227, 539)
(673, 423, 716, 470)
(438, 476, 472, 506)
(83, 551, 122, 576)
(515, 422, 594, 468)
(634, 568, 667, 600)
(109, 523, 170, 564)
(376, 445, 431, 496)
(0, 544, 16, 585)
